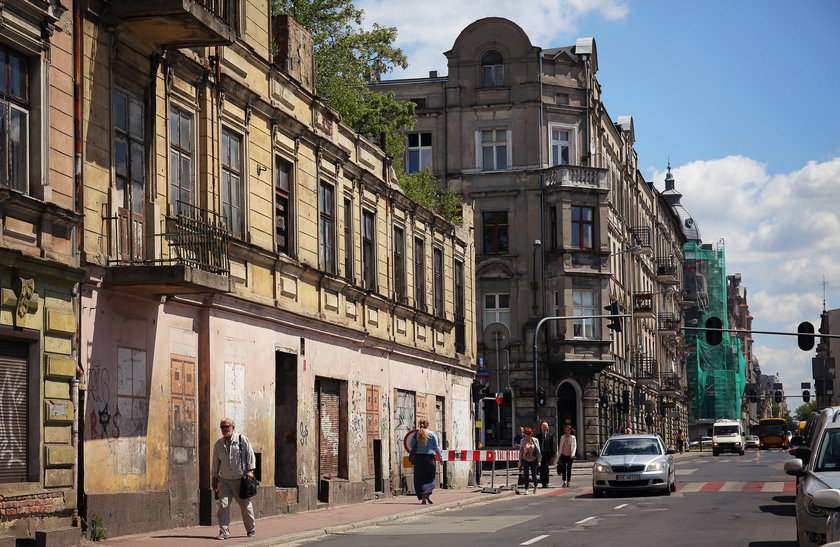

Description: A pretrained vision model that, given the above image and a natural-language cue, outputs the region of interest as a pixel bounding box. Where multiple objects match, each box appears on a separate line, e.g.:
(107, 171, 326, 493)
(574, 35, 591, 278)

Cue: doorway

(556, 382, 578, 455)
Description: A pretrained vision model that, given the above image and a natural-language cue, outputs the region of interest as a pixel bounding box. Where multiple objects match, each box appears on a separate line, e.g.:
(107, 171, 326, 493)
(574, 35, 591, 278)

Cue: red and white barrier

(440, 449, 519, 462)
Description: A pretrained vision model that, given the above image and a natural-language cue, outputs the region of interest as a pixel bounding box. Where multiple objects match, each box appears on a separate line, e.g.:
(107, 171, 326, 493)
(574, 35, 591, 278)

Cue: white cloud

(357, 0, 630, 78)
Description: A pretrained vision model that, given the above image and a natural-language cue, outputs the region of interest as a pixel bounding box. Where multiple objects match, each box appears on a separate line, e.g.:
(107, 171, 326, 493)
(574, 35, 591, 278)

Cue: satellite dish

(483, 322, 510, 350)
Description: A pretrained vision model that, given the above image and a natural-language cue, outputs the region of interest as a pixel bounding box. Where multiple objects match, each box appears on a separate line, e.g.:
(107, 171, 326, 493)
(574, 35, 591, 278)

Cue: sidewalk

(89, 461, 596, 546)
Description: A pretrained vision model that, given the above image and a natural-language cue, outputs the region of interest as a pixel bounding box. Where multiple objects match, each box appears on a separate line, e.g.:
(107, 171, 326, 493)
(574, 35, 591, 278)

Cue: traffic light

(798, 321, 815, 351)
(604, 301, 622, 332)
(774, 390, 783, 403)
(537, 387, 546, 406)
(599, 395, 608, 409)
(495, 392, 504, 405)
(705, 316, 723, 346)
(803, 390, 811, 403)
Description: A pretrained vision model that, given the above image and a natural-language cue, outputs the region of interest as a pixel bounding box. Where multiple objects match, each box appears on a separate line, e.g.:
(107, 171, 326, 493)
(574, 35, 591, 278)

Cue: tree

(795, 401, 818, 422)
(272, 0, 461, 224)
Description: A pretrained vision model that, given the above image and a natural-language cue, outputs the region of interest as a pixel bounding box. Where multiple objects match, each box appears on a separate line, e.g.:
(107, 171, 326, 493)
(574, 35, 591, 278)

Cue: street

(288, 449, 797, 547)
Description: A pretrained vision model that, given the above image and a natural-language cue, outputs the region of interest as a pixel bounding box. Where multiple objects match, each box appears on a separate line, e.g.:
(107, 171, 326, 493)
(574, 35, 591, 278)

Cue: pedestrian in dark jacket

(535, 420, 556, 488)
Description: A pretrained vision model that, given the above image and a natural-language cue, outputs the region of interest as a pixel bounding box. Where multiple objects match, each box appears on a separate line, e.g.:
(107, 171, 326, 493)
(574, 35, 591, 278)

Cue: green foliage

(795, 401, 818, 422)
(272, 0, 462, 225)
(89, 514, 106, 541)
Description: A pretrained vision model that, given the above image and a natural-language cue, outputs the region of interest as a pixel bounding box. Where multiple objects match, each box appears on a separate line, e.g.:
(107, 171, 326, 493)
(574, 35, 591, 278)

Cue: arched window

(481, 50, 503, 87)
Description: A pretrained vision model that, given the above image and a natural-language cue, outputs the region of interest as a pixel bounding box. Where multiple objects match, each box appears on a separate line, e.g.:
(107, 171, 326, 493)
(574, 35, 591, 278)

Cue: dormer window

(481, 50, 503, 87)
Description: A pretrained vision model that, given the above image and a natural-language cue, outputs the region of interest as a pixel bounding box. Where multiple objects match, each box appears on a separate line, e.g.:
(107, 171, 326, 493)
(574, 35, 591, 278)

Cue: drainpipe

(72, 0, 83, 528)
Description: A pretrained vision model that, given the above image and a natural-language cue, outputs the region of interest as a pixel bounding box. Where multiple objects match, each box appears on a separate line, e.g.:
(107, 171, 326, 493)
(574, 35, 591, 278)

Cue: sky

(357, 0, 840, 408)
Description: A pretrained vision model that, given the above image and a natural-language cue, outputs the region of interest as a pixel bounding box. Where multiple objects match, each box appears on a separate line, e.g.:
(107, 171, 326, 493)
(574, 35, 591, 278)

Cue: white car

(592, 434, 676, 497)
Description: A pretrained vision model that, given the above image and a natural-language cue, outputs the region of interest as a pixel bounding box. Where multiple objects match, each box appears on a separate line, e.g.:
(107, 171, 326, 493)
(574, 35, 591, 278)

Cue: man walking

(535, 421, 556, 488)
(211, 418, 257, 540)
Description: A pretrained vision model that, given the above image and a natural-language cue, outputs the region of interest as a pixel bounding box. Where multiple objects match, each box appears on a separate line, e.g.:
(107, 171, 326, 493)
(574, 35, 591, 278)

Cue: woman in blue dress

(409, 419, 443, 504)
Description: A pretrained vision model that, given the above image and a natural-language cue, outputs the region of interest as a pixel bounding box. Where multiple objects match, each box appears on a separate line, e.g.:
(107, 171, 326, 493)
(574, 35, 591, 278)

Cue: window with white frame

(406, 132, 432, 174)
(221, 128, 243, 238)
(550, 126, 572, 166)
(480, 129, 507, 171)
(169, 106, 193, 214)
(484, 293, 510, 328)
(572, 290, 597, 339)
(0, 47, 29, 193)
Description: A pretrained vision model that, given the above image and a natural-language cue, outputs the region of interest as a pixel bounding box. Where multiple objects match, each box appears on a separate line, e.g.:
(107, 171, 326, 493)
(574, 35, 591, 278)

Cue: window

(319, 181, 336, 273)
(433, 247, 444, 316)
(484, 293, 510, 328)
(551, 127, 571, 166)
(343, 198, 353, 280)
(482, 211, 508, 254)
(0, 341, 30, 483)
(573, 290, 597, 339)
(406, 132, 432, 174)
(571, 206, 594, 249)
(0, 48, 29, 192)
(481, 50, 503, 87)
(275, 157, 293, 255)
(393, 226, 406, 302)
(414, 237, 425, 309)
(116, 88, 146, 261)
(169, 106, 193, 214)
(362, 209, 376, 290)
(481, 129, 507, 171)
(221, 128, 243, 238)
(454, 260, 465, 352)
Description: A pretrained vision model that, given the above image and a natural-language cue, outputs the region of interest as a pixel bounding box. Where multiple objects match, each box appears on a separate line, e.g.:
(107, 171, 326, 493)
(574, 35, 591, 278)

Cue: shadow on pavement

(772, 495, 796, 503)
(759, 504, 796, 517)
(748, 542, 797, 546)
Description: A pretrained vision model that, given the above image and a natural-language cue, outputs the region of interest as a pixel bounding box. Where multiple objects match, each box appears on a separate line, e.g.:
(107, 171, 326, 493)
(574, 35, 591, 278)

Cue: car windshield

(714, 425, 740, 435)
(816, 429, 840, 472)
(602, 438, 662, 456)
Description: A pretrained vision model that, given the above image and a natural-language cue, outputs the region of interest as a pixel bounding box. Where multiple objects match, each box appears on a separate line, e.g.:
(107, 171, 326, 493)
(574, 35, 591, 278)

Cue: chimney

(272, 14, 315, 94)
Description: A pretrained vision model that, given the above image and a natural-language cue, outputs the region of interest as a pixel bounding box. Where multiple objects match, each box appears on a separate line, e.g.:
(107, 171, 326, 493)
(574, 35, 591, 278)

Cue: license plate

(615, 474, 640, 481)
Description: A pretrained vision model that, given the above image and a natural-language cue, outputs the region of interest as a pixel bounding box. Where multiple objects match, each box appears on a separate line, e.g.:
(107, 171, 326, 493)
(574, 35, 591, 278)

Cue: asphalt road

(287, 448, 799, 547)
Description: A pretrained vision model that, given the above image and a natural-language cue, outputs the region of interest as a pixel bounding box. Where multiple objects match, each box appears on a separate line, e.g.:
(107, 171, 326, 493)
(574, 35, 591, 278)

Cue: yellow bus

(758, 418, 788, 449)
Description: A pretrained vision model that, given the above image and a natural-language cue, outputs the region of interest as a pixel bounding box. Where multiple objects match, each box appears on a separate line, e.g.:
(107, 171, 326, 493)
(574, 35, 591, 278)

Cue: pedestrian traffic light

(774, 390, 783, 403)
(803, 390, 811, 403)
(705, 316, 723, 346)
(495, 393, 504, 405)
(537, 387, 546, 406)
(798, 321, 815, 351)
(599, 396, 608, 409)
(604, 301, 622, 332)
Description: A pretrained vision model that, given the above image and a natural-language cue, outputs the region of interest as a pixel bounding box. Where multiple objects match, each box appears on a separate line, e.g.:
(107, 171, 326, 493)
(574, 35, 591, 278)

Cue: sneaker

(217, 532, 229, 540)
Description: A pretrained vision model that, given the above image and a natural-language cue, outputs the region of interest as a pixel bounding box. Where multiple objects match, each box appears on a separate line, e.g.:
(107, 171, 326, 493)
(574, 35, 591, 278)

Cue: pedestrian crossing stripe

(549, 481, 797, 495)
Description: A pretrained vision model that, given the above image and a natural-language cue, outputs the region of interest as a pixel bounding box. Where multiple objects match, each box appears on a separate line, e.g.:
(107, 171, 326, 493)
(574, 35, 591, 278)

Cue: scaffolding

(683, 241, 747, 420)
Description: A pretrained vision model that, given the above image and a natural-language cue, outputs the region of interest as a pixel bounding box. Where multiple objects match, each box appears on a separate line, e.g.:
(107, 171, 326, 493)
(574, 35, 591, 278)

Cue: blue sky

(358, 0, 840, 407)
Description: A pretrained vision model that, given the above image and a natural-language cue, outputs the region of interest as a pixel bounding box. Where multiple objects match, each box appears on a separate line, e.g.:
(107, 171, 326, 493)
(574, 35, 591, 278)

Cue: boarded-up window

(0, 342, 28, 482)
(364, 385, 380, 477)
(317, 378, 341, 478)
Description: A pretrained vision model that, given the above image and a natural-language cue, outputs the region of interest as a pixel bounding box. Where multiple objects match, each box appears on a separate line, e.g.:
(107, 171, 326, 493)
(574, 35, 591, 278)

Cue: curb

(243, 490, 519, 546)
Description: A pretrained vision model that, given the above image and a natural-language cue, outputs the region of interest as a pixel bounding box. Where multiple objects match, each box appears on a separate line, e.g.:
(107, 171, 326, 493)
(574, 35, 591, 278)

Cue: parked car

(689, 436, 712, 449)
(745, 435, 760, 449)
(592, 434, 676, 497)
(785, 406, 840, 546)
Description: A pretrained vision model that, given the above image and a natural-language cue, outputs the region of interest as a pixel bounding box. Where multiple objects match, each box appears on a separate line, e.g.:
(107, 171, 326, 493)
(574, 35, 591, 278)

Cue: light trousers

(218, 477, 256, 534)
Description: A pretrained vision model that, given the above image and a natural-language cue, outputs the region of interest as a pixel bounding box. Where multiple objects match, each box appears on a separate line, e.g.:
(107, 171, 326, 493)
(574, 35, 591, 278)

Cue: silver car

(785, 406, 840, 546)
(592, 434, 677, 497)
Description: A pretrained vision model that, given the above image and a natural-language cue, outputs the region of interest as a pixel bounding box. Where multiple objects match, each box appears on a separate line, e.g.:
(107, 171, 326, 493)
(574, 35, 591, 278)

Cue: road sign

(475, 369, 490, 378)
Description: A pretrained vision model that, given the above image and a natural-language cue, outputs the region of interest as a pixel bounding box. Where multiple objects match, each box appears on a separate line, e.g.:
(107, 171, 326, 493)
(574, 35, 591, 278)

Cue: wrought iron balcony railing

(632, 353, 658, 383)
(660, 372, 682, 393)
(657, 312, 680, 334)
(109, 0, 237, 47)
(656, 256, 680, 283)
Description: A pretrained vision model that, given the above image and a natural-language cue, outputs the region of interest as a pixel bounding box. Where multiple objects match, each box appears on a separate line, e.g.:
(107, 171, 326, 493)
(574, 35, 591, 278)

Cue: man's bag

(240, 476, 260, 498)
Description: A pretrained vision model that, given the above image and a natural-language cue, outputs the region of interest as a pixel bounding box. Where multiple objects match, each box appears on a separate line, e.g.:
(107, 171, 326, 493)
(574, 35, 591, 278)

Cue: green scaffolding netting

(683, 242, 747, 421)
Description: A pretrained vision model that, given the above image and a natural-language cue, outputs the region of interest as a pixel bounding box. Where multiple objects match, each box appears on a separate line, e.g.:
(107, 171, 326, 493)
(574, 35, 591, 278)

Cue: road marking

(520, 535, 549, 545)
(576, 516, 596, 525)
(720, 481, 744, 492)
(614, 503, 629, 509)
(763, 482, 785, 492)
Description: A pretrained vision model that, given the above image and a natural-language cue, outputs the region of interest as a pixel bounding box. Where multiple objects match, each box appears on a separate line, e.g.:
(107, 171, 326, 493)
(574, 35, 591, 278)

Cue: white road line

(614, 503, 629, 509)
(520, 535, 550, 545)
(576, 516, 597, 525)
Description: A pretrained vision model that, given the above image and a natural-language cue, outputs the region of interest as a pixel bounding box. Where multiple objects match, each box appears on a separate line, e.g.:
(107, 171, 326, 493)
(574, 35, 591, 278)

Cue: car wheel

(739, 450, 744, 456)
(713, 450, 719, 456)
(670, 478, 677, 492)
(593, 488, 605, 498)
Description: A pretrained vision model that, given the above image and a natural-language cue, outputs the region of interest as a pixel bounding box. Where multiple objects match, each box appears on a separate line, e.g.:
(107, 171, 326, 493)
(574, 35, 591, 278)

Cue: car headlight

(647, 462, 665, 472)
(593, 463, 610, 473)
(806, 494, 828, 518)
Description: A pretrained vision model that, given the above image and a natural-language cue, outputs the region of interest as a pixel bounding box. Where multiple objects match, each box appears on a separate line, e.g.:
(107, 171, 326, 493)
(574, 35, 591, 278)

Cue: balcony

(543, 165, 609, 191)
(655, 256, 680, 284)
(633, 353, 659, 385)
(656, 312, 680, 337)
(633, 292, 654, 319)
(660, 372, 681, 395)
(107, 203, 233, 295)
(629, 226, 653, 255)
(109, 0, 237, 47)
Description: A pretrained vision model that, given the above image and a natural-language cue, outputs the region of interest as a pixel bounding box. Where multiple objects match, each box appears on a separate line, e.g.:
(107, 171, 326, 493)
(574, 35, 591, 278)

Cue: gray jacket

(212, 433, 256, 480)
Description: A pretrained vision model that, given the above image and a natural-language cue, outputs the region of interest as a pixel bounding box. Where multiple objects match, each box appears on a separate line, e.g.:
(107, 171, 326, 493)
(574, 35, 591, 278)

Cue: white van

(712, 419, 744, 456)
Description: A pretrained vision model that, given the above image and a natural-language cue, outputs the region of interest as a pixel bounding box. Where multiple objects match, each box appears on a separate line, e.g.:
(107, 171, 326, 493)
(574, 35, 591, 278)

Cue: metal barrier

(405, 450, 519, 494)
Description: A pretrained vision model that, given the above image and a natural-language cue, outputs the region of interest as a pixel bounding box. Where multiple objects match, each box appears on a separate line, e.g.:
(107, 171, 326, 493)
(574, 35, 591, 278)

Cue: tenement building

(372, 18, 689, 457)
(2, 0, 477, 542)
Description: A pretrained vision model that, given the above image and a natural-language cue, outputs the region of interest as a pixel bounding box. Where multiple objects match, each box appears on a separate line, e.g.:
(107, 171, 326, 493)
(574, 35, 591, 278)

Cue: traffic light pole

(532, 313, 631, 424)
